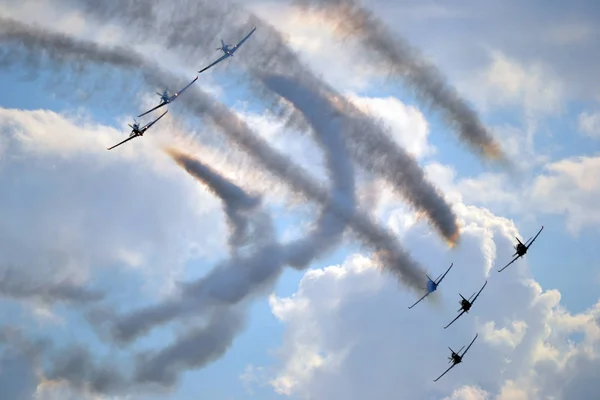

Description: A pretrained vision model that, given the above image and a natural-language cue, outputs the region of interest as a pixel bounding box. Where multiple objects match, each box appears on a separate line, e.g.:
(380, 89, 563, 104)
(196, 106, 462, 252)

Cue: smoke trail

(133, 307, 244, 386)
(167, 147, 262, 251)
(0, 266, 103, 304)
(109, 80, 359, 383)
(0, 15, 426, 288)
(111, 88, 358, 343)
(295, 0, 504, 160)
(260, 73, 459, 244)
(33, 0, 461, 244)
(0, 16, 435, 391)
(0, 18, 426, 336)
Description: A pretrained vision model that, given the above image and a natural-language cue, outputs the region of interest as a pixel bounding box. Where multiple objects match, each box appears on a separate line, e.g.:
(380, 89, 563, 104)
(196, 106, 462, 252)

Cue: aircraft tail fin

(425, 274, 433, 283)
(516, 237, 523, 245)
(156, 92, 163, 97)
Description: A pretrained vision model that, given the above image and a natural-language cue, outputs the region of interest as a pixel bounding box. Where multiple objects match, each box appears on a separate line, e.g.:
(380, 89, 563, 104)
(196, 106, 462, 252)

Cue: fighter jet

(444, 281, 487, 329)
(408, 263, 454, 309)
(137, 76, 198, 118)
(497, 226, 544, 273)
(106, 110, 168, 151)
(198, 27, 257, 74)
(433, 333, 478, 382)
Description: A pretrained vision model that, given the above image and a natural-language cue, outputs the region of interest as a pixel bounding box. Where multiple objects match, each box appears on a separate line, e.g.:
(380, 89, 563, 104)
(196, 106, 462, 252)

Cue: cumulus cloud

(258, 199, 600, 399)
(1, 1, 599, 399)
(531, 155, 600, 233)
(0, 106, 224, 301)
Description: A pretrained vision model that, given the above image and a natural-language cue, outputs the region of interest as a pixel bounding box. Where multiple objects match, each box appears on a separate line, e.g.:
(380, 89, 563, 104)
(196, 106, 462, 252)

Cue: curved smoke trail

(167, 147, 262, 252)
(33, 0, 461, 244)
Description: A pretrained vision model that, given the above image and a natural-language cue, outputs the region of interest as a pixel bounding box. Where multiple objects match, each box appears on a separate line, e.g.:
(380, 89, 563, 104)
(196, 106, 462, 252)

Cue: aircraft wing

(444, 310, 466, 329)
(107, 135, 138, 151)
(469, 281, 488, 305)
(497, 255, 521, 273)
(174, 76, 198, 96)
(433, 363, 457, 382)
(526, 226, 544, 249)
(137, 101, 167, 118)
(408, 291, 430, 309)
(435, 263, 454, 285)
(460, 333, 479, 358)
(198, 53, 230, 74)
(141, 109, 168, 131)
(234, 26, 256, 49)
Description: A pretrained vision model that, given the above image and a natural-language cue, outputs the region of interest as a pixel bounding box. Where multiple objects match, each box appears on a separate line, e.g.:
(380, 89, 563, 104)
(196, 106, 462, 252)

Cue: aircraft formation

(103, 22, 545, 386)
(408, 226, 545, 382)
(106, 27, 256, 151)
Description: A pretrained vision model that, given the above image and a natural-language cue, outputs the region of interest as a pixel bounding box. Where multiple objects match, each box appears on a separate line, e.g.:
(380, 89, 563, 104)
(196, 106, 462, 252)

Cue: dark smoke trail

(0, 16, 427, 334)
(295, 0, 504, 160)
(260, 73, 459, 244)
(167, 147, 262, 251)
(133, 307, 244, 386)
(0, 15, 427, 290)
(31, 0, 461, 244)
(109, 72, 359, 377)
(111, 89, 359, 343)
(0, 17, 437, 390)
(0, 266, 103, 304)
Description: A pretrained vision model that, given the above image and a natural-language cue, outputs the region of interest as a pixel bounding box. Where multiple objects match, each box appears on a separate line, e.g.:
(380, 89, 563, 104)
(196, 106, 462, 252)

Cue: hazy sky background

(0, 0, 599, 399)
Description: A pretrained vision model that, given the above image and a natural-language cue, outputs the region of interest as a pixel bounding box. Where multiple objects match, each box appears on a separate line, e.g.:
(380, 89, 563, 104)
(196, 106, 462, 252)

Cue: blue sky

(1, 0, 600, 399)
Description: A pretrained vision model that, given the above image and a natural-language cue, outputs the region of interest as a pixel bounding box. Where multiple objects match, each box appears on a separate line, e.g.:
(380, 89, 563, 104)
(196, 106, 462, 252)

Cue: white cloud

(577, 111, 600, 138)
(462, 50, 563, 124)
(256, 180, 600, 399)
(531, 155, 600, 233)
(0, 107, 226, 301)
(443, 386, 489, 400)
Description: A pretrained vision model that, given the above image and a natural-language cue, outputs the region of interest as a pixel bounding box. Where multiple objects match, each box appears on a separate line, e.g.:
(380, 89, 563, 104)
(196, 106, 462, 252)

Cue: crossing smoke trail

(0, 17, 426, 287)
(295, 0, 504, 161)
(0, 14, 447, 392)
(34, 0, 460, 245)
(0, 18, 435, 380)
(260, 73, 459, 245)
(111, 79, 358, 343)
(110, 73, 359, 383)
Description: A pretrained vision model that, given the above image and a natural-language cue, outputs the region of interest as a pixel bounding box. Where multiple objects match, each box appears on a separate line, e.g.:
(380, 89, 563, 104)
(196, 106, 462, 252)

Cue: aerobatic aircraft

(137, 76, 198, 118)
(198, 27, 257, 74)
(444, 281, 487, 329)
(434, 333, 478, 382)
(408, 263, 454, 309)
(497, 226, 544, 273)
(106, 110, 168, 151)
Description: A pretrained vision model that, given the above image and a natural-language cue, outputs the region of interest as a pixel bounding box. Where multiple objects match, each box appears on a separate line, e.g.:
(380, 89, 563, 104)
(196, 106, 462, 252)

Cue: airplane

(198, 27, 257, 74)
(137, 76, 198, 118)
(408, 263, 454, 309)
(444, 280, 487, 329)
(433, 333, 478, 382)
(106, 110, 168, 151)
(497, 226, 544, 273)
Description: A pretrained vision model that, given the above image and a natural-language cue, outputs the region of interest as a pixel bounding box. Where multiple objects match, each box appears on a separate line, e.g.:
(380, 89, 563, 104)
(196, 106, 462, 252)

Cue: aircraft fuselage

(516, 243, 527, 256)
(427, 280, 438, 293)
(461, 300, 472, 311)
